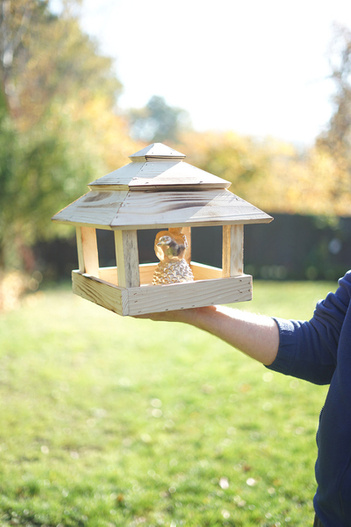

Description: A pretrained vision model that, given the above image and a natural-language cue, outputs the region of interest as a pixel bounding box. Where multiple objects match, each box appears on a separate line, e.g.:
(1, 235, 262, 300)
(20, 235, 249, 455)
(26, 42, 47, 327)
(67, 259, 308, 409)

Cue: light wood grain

(191, 262, 223, 280)
(128, 161, 230, 190)
(72, 269, 251, 316)
(126, 274, 252, 316)
(98, 261, 223, 286)
(222, 225, 243, 277)
(182, 226, 192, 263)
(88, 162, 143, 188)
(88, 158, 229, 191)
(129, 143, 185, 160)
(99, 266, 119, 285)
(114, 230, 140, 288)
(52, 141, 273, 233)
(52, 191, 128, 227)
(72, 271, 127, 315)
(139, 263, 157, 284)
(52, 187, 272, 229)
(76, 226, 99, 276)
(110, 189, 272, 229)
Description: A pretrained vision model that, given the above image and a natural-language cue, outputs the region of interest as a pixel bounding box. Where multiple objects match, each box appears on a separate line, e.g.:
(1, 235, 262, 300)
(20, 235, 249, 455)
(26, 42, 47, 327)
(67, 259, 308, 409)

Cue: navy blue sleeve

(267, 271, 351, 385)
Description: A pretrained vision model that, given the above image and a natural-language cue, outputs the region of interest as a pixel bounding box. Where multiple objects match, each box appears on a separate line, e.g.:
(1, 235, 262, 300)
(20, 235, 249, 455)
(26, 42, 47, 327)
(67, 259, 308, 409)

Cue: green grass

(0, 280, 334, 526)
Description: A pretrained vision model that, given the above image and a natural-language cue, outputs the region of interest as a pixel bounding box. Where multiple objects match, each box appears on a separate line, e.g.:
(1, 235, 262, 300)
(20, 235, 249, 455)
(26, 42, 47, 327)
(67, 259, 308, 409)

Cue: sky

(59, 0, 351, 146)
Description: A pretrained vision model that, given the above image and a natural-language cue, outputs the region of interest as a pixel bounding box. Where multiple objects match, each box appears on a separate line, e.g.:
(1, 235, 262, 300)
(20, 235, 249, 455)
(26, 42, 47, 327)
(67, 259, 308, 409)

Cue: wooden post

(114, 230, 140, 288)
(76, 226, 99, 276)
(182, 226, 192, 264)
(222, 225, 243, 277)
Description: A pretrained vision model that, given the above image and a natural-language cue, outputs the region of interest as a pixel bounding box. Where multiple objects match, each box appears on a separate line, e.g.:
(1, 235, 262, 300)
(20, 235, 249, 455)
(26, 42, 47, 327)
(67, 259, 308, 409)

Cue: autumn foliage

(180, 130, 351, 217)
(0, 1, 350, 275)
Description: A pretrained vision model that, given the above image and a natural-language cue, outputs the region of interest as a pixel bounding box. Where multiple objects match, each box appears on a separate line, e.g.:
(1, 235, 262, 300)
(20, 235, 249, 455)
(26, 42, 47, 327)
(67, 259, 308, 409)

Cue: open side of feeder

(52, 143, 273, 316)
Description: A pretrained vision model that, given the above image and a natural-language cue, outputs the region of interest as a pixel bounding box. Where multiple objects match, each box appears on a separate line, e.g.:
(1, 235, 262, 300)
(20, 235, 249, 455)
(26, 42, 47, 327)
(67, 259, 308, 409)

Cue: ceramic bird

(152, 231, 194, 285)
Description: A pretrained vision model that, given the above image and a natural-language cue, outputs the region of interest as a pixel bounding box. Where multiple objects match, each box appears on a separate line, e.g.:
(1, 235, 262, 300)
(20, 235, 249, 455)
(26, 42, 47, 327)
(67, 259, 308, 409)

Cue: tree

(0, 0, 40, 106)
(0, 88, 19, 268)
(0, 0, 122, 129)
(128, 95, 191, 143)
(180, 129, 351, 216)
(316, 23, 351, 205)
(0, 0, 137, 270)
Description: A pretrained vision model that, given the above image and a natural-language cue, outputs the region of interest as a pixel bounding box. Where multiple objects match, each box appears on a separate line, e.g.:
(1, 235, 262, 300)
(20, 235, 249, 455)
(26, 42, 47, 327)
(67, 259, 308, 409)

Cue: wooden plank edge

(98, 261, 224, 285)
(72, 270, 252, 317)
(126, 274, 252, 316)
(72, 271, 129, 316)
(109, 217, 273, 230)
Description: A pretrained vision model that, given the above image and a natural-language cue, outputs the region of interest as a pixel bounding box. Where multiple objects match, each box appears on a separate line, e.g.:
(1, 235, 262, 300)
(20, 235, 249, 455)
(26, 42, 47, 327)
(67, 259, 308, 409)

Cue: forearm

(141, 305, 279, 366)
(185, 305, 279, 365)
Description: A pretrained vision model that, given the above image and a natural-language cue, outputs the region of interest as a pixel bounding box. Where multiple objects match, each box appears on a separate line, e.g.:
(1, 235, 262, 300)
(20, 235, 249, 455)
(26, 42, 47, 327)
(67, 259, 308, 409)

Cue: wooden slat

(100, 263, 157, 286)
(129, 143, 185, 160)
(139, 263, 157, 284)
(191, 262, 223, 280)
(72, 271, 252, 316)
(76, 226, 99, 276)
(114, 230, 140, 288)
(53, 189, 272, 230)
(99, 261, 222, 286)
(222, 225, 243, 277)
(72, 271, 127, 315)
(76, 227, 85, 273)
(52, 191, 128, 226)
(138, 260, 222, 284)
(126, 274, 252, 316)
(88, 162, 143, 188)
(111, 189, 273, 229)
(182, 227, 192, 263)
(128, 161, 230, 190)
(88, 158, 229, 190)
(99, 266, 119, 285)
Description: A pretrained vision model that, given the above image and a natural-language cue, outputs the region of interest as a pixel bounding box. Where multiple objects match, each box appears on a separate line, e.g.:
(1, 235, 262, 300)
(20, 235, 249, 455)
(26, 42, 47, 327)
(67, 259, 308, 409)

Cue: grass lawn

(0, 280, 335, 526)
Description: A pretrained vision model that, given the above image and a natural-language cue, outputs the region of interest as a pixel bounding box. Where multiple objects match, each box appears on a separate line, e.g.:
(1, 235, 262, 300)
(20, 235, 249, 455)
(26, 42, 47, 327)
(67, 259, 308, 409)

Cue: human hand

(133, 305, 217, 325)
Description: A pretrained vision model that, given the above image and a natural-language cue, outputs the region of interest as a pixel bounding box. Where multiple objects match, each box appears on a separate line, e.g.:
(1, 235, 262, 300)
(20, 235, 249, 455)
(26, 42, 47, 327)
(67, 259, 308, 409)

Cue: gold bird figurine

(152, 229, 194, 285)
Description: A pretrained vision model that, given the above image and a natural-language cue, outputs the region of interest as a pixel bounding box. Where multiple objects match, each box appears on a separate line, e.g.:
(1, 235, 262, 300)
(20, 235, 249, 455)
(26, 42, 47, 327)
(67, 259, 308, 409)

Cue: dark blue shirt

(268, 271, 351, 527)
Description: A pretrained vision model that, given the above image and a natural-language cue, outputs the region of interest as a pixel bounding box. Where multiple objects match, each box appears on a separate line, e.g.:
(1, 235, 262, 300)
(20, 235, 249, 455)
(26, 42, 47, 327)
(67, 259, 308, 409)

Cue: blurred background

(1, 5, 349, 523)
(1, 0, 351, 310)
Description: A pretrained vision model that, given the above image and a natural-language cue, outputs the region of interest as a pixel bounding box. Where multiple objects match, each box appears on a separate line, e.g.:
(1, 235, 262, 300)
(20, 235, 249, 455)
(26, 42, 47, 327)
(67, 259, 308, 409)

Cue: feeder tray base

(72, 265, 252, 316)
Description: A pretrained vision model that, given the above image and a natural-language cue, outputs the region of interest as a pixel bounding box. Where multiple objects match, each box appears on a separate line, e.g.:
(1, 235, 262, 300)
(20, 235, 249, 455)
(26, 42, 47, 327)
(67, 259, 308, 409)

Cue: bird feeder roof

(89, 143, 231, 191)
(52, 143, 272, 230)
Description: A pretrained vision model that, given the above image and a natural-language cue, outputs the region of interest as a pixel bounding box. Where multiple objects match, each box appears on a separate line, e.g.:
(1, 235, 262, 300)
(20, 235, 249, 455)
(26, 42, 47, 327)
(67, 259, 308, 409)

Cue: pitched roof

(89, 142, 230, 191)
(52, 143, 273, 229)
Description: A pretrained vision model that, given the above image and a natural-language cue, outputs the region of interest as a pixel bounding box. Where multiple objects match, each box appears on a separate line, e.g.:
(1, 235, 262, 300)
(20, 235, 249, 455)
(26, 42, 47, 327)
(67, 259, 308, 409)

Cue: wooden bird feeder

(52, 143, 272, 316)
